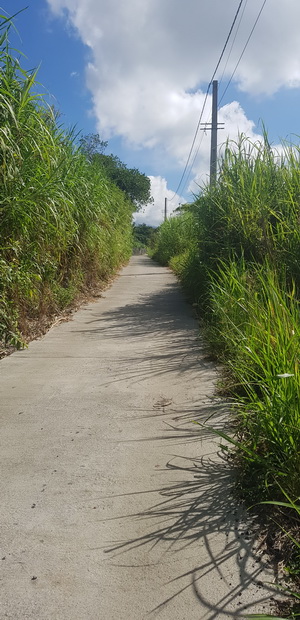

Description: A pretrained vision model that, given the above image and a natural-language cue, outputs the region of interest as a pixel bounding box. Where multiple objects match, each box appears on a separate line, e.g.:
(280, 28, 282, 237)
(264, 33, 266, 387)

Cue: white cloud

(46, 0, 300, 186)
(134, 176, 183, 228)
(47, 0, 300, 95)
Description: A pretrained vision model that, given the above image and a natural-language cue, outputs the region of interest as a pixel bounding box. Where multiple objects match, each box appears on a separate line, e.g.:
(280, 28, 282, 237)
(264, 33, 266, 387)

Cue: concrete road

(0, 256, 276, 619)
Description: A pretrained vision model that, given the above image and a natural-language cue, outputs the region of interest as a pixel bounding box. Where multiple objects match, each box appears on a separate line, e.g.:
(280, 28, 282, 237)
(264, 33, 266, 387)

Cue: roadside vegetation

(133, 223, 156, 252)
(151, 135, 300, 611)
(0, 15, 151, 352)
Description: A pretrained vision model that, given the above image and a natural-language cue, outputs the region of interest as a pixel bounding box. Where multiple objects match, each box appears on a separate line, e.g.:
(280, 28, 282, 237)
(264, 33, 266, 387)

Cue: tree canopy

(133, 223, 156, 248)
(79, 134, 153, 208)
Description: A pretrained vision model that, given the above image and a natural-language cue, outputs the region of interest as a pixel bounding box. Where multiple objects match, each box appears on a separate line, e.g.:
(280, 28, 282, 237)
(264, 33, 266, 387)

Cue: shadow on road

(75, 283, 217, 391)
(98, 412, 280, 620)
(102, 451, 278, 618)
(82, 257, 280, 616)
(84, 282, 197, 339)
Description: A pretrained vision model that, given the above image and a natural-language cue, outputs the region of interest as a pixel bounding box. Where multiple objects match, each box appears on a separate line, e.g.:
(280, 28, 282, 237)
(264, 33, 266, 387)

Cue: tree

(133, 223, 156, 247)
(79, 133, 108, 162)
(79, 134, 153, 208)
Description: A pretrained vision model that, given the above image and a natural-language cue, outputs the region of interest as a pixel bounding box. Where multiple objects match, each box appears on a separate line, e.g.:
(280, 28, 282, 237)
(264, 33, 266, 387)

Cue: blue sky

(3, 1, 300, 225)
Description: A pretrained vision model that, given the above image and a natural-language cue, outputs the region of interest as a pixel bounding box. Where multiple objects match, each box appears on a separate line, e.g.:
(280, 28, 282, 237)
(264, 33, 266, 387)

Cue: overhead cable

(219, 0, 268, 105)
(181, 0, 267, 197)
(168, 0, 245, 201)
(218, 0, 248, 90)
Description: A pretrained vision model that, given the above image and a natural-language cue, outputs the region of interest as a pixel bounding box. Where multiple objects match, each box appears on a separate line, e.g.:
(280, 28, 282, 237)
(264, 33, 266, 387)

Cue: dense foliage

(133, 223, 156, 249)
(0, 19, 139, 348)
(152, 135, 300, 508)
(79, 133, 152, 207)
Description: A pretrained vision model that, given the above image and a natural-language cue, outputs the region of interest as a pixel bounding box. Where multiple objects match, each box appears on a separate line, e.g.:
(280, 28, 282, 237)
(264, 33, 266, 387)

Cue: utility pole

(210, 80, 218, 187)
(200, 80, 224, 187)
(164, 197, 167, 221)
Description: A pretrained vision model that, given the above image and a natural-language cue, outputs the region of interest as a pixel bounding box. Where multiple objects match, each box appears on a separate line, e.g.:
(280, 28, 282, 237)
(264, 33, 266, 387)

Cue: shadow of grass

(101, 449, 280, 618)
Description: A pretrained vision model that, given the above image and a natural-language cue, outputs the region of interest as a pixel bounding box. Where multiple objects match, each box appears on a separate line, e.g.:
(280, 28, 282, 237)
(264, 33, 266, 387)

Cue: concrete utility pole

(164, 197, 167, 221)
(210, 80, 218, 187)
(200, 80, 224, 187)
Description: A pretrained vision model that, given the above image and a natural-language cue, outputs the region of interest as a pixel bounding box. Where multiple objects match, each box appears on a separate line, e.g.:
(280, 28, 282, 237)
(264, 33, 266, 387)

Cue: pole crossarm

(200, 123, 225, 131)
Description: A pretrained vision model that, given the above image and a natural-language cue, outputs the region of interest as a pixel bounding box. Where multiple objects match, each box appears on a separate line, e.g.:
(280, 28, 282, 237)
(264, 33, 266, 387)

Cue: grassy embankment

(0, 18, 134, 351)
(151, 136, 300, 594)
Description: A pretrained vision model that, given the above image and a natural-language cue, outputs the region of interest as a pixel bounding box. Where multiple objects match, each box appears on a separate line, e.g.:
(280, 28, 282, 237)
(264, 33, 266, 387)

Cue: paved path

(0, 256, 276, 619)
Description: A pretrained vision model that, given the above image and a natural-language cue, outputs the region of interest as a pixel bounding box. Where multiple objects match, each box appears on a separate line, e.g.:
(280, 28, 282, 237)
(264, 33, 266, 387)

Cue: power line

(219, 0, 267, 105)
(209, 0, 245, 86)
(180, 0, 267, 197)
(167, 86, 210, 202)
(218, 0, 248, 91)
(181, 115, 211, 195)
(173, 0, 245, 198)
(168, 0, 245, 201)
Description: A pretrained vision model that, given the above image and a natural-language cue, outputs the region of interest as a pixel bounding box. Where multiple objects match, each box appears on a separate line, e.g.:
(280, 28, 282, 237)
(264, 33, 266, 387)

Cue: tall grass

(0, 17, 134, 347)
(151, 211, 197, 265)
(152, 134, 300, 504)
(150, 210, 209, 303)
(210, 260, 300, 499)
(152, 136, 300, 611)
(196, 135, 300, 283)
